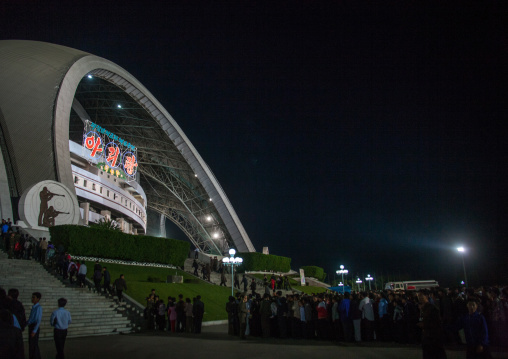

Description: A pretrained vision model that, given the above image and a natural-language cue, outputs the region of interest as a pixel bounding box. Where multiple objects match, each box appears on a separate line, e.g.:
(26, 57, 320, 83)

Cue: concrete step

(0, 254, 136, 340)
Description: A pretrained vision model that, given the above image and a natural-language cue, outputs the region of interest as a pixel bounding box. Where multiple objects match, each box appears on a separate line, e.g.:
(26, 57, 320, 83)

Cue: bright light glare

(229, 248, 236, 256)
(340, 265, 344, 270)
(206, 216, 212, 221)
(213, 233, 219, 238)
(339, 282, 343, 286)
(237, 258, 243, 263)
(117, 104, 122, 108)
(87, 75, 93, 79)
(222, 257, 230, 263)
(457, 247, 465, 252)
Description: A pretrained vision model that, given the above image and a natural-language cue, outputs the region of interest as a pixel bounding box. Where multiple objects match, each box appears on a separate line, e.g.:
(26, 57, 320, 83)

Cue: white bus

(384, 280, 439, 291)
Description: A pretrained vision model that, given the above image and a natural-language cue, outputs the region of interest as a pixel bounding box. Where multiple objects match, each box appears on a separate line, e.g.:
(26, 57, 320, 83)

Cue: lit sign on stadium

(82, 120, 138, 178)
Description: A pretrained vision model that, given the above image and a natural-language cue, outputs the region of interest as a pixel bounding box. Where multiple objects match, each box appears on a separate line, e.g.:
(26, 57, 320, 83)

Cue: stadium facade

(0, 40, 255, 255)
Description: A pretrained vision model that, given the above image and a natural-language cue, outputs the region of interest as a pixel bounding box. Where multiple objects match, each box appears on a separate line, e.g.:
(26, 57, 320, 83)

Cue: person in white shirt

(77, 261, 87, 288)
(359, 292, 375, 341)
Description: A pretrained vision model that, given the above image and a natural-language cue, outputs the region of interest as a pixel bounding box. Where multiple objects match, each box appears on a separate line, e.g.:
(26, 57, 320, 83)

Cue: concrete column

(80, 202, 90, 224)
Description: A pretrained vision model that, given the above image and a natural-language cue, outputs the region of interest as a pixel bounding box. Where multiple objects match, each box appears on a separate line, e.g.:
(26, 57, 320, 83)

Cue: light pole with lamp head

(222, 248, 243, 297)
(457, 247, 468, 287)
(356, 278, 363, 292)
(365, 274, 374, 291)
(336, 265, 348, 294)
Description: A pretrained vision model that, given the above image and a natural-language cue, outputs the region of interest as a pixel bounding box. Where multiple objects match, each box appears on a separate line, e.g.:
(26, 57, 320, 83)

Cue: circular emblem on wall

(18, 180, 80, 228)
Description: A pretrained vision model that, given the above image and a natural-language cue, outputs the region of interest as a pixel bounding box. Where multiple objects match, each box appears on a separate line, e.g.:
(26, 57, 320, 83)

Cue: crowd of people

(226, 285, 508, 358)
(144, 290, 205, 334)
(0, 286, 72, 359)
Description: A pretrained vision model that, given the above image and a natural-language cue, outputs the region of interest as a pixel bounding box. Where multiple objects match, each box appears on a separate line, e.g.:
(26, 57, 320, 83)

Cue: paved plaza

(26, 324, 507, 359)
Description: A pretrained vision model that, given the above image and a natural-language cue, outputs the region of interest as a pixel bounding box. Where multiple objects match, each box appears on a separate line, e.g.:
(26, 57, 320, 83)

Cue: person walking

(113, 274, 127, 302)
(27, 292, 43, 359)
(77, 261, 87, 288)
(50, 298, 72, 359)
(102, 267, 111, 294)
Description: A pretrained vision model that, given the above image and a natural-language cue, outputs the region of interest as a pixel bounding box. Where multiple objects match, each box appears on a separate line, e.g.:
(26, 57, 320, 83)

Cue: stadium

(0, 40, 255, 255)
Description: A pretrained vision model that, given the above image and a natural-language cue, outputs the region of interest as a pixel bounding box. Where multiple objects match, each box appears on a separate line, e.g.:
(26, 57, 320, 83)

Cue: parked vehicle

(384, 280, 439, 291)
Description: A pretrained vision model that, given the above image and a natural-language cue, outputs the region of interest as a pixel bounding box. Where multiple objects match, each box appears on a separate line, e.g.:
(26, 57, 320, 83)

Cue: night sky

(2, 1, 507, 286)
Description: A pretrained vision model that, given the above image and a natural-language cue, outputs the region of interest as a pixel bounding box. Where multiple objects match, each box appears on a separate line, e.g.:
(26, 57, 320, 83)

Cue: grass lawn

(83, 261, 235, 321)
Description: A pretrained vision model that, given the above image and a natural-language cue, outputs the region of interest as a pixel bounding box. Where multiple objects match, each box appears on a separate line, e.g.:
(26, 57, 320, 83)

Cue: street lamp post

(457, 247, 468, 287)
(356, 278, 363, 292)
(336, 265, 348, 294)
(365, 274, 374, 291)
(222, 248, 243, 297)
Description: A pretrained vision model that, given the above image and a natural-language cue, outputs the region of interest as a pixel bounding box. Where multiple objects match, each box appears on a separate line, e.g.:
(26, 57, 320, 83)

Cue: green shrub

(49, 225, 190, 267)
(238, 252, 291, 272)
(301, 266, 326, 282)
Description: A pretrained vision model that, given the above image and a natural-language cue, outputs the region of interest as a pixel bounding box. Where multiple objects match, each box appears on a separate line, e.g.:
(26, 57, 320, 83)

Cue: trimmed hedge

(238, 252, 291, 273)
(301, 266, 326, 282)
(49, 225, 190, 267)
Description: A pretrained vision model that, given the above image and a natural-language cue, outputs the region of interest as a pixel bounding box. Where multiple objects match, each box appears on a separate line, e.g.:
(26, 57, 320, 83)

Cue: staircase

(0, 252, 134, 339)
(183, 258, 298, 296)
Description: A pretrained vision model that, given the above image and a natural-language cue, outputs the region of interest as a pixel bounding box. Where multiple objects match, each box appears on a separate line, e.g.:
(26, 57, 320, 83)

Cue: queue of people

(0, 286, 72, 359)
(226, 285, 507, 359)
(144, 290, 205, 334)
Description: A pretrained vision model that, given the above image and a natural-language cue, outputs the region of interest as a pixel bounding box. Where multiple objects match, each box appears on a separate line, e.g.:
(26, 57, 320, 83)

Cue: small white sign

(300, 268, 306, 286)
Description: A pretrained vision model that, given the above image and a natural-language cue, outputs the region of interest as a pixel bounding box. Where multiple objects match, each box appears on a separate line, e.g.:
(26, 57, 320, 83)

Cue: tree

(90, 218, 121, 231)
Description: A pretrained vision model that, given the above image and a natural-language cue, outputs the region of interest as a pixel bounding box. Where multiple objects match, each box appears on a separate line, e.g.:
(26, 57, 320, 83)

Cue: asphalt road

(27, 325, 507, 359)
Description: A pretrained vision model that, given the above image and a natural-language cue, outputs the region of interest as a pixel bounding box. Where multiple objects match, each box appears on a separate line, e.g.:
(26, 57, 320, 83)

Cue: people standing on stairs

(67, 259, 77, 285)
(39, 237, 48, 264)
(220, 270, 227, 286)
(114, 274, 127, 302)
(27, 291, 43, 359)
(192, 259, 199, 276)
(50, 297, 72, 359)
(102, 267, 111, 294)
(77, 261, 87, 288)
(242, 274, 248, 292)
(93, 266, 103, 294)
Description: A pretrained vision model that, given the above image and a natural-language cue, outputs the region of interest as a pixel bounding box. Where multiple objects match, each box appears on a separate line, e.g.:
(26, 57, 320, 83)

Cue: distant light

(338, 282, 344, 286)
(461, 281, 465, 285)
(222, 257, 230, 264)
(195, 174, 198, 177)
(229, 248, 236, 256)
(209, 198, 212, 201)
(117, 104, 122, 109)
(213, 232, 219, 238)
(340, 265, 344, 270)
(206, 216, 212, 221)
(87, 75, 93, 79)
(457, 247, 465, 252)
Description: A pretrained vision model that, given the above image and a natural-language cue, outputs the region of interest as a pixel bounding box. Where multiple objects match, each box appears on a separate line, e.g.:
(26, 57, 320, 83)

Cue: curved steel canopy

(69, 71, 254, 255)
